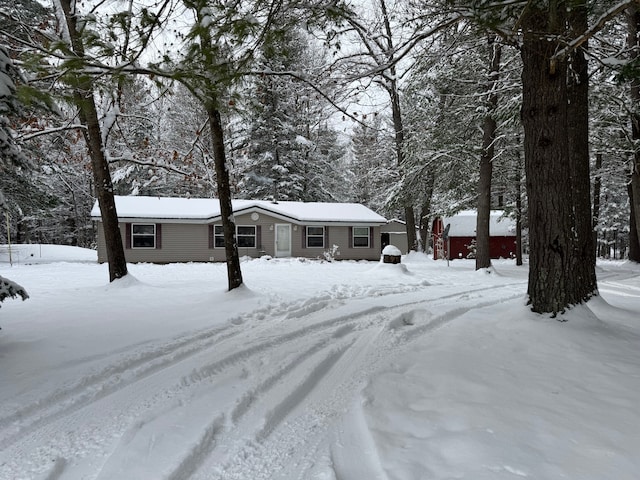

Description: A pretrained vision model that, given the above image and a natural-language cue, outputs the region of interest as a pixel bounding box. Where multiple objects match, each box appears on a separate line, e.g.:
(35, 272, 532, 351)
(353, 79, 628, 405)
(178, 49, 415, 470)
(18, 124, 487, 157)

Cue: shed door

(275, 224, 291, 257)
(381, 232, 390, 252)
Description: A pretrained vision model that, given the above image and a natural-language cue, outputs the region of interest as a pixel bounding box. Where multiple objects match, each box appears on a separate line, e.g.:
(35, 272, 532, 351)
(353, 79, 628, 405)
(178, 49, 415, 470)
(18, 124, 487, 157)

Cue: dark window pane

(133, 236, 155, 248)
(308, 226, 324, 236)
(133, 224, 155, 235)
(354, 236, 369, 247)
(237, 226, 255, 235)
(307, 236, 324, 247)
(238, 236, 255, 248)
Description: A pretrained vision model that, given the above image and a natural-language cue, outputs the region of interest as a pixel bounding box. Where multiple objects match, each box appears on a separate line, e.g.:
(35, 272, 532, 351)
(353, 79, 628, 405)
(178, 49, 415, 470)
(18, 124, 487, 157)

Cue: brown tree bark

(185, 1, 243, 291)
(208, 105, 243, 290)
(59, 0, 128, 282)
(567, 0, 597, 295)
(592, 153, 602, 256)
(629, 182, 640, 261)
(627, 6, 640, 261)
(380, 0, 417, 252)
(515, 144, 524, 266)
(418, 175, 435, 252)
(521, 2, 596, 314)
(476, 39, 501, 270)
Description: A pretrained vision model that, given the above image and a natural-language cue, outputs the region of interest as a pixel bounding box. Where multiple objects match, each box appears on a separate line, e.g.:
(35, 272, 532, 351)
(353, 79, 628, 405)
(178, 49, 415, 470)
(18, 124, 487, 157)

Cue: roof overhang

(91, 199, 387, 226)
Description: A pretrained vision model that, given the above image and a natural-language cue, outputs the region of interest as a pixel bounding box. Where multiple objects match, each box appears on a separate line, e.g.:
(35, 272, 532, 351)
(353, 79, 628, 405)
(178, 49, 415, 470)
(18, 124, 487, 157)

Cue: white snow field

(1, 244, 639, 480)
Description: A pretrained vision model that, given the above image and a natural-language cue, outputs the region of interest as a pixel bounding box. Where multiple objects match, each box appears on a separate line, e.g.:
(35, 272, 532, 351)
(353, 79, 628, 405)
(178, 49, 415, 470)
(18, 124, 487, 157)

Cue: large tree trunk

(208, 105, 243, 290)
(521, 3, 595, 314)
(592, 153, 602, 257)
(475, 117, 493, 268)
(381, 0, 416, 252)
(390, 72, 416, 252)
(629, 182, 640, 261)
(627, 6, 640, 261)
(476, 39, 501, 270)
(187, 1, 243, 291)
(567, 0, 597, 296)
(515, 144, 524, 266)
(59, 0, 127, 282)
(418, 175, 435, 252)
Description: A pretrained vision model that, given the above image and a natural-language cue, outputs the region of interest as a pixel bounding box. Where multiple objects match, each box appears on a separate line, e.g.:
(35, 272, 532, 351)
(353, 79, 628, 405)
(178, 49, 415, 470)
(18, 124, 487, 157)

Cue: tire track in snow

(185, 285, 526, 480)
(0, 323, 235, 449)
(199, 326, 385, 480)
(256, 345, 349, 441)
(205, 285, 526, 480)
(163, 415, 225, 480)
(599, 280, 640, 298)
(0, 282, 523, 480)
(230, 323, 357, 424)
(0, 290, 360, 451)
(0, 286, 410, 478)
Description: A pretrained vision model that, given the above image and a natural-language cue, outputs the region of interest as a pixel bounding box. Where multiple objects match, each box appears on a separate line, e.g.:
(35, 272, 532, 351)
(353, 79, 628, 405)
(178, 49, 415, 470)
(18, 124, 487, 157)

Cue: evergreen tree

(240, 27, 342, 202)
(349, 114, 396, 214)
(0, 1, 59, 244)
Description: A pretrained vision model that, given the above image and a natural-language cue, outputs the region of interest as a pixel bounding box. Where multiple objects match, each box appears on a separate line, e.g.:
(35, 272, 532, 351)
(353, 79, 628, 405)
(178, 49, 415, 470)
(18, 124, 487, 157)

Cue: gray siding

(96, 214, 382, 263)
(380, 221, 409, 254)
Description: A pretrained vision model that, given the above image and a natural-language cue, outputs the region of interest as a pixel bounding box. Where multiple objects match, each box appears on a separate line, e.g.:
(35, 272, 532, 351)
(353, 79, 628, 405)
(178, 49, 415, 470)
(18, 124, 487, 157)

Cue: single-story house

(91, 196, 388, 263)
(432, 210, 516, 260)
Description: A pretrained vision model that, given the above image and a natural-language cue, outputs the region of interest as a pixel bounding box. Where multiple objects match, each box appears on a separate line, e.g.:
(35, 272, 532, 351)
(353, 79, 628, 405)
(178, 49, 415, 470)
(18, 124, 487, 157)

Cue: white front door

(275, 224, 292, 257)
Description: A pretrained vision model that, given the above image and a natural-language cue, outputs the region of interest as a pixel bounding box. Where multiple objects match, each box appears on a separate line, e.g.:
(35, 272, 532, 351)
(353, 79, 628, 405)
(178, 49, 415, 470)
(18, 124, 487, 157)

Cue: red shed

(432, 210, 516, 260)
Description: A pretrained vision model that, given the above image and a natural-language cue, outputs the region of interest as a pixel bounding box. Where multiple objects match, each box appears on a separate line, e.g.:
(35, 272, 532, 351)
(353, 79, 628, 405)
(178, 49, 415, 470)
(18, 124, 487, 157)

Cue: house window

(215, 225, 256, 248)
(237, 226, 256, 248)
(132, 223, 155, 248)
(306, 226, 324, 248)
(214, 225, 225, 248)
(353, 226, 370, 248)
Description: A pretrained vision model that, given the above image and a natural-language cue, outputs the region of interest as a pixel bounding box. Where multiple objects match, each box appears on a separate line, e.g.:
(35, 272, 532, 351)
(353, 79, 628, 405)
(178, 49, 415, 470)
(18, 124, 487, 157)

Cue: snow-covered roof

(91, 196, 387, 225)
(443, 210, 516, 237)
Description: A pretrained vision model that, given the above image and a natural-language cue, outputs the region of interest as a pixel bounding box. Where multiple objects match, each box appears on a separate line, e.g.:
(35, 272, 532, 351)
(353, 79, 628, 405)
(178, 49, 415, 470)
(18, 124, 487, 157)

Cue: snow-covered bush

(466, 240, 477, 259)
(323, 244, 340, 262)
(0, 275, 29, 305)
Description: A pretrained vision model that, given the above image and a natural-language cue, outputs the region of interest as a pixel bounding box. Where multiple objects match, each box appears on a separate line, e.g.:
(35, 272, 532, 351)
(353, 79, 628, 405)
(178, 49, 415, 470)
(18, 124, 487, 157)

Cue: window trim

(131, 223, 156, 249)
(213, 224, 225, 248)
(306, 226, 325, 248)
(352, 226, 370, 248)
(237, 225, 257, 248)
(213, 224, 257, 249)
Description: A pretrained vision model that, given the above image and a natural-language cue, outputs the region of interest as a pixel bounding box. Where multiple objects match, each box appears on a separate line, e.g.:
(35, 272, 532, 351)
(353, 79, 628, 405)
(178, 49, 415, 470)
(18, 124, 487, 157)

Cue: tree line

(1, 0, 639, 314)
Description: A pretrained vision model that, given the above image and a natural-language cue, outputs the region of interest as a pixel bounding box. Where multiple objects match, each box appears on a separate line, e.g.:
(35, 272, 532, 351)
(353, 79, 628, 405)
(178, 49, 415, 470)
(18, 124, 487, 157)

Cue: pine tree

(240, 26, 342, 202)
(349, 114, 396, 214)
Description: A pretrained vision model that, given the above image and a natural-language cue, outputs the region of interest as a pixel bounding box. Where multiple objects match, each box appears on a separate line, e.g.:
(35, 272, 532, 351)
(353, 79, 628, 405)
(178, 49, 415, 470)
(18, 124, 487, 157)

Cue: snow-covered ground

(1, 245, 639, 480)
